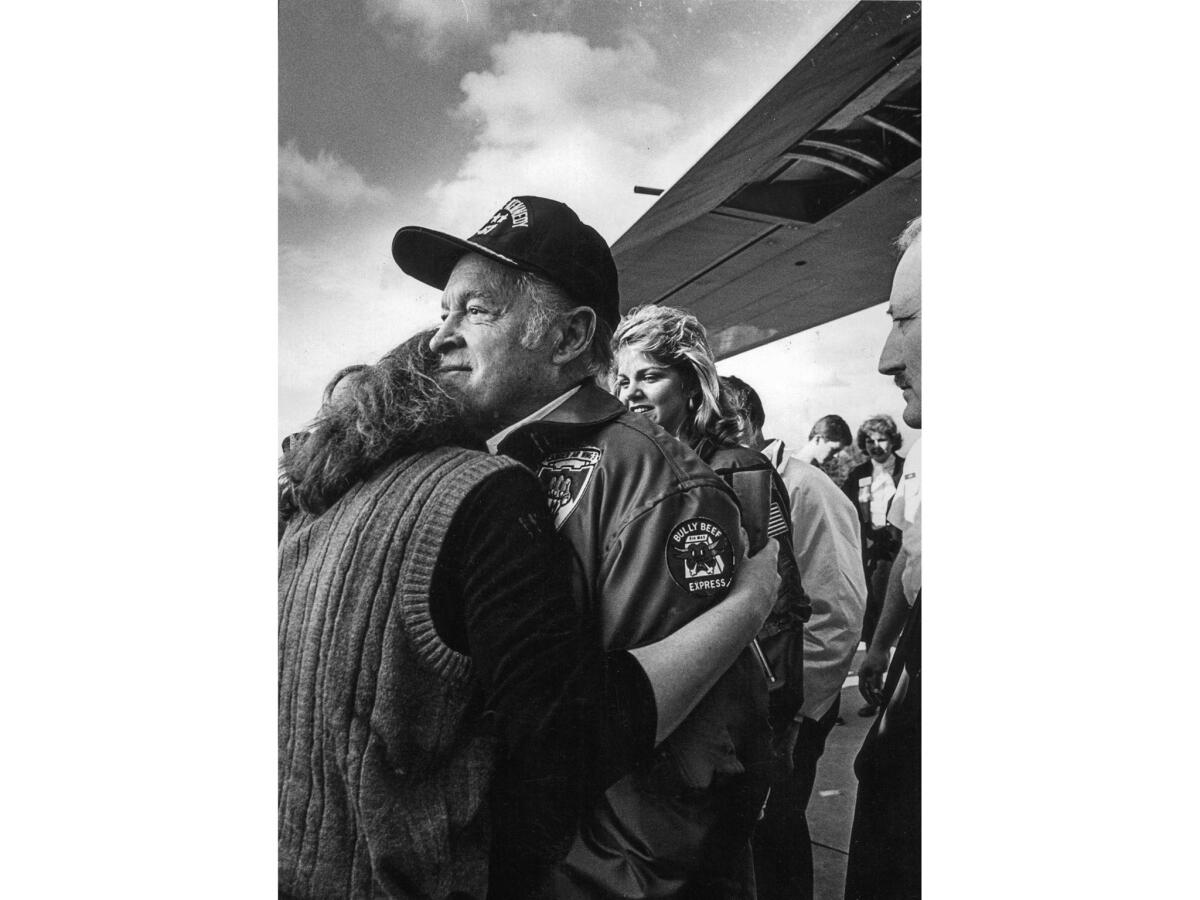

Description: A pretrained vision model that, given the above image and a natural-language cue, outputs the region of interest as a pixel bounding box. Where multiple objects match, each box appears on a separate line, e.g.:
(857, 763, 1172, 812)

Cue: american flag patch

(767, 500, 789, 538)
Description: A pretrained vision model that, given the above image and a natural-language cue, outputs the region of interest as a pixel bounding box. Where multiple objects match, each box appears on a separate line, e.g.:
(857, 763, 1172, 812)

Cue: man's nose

(429, 319, 459, 354)
(878, 327, 903, 376)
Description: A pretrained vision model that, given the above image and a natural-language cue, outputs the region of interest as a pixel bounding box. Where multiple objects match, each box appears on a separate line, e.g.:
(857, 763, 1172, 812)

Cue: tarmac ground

(808, 645, 876, 900)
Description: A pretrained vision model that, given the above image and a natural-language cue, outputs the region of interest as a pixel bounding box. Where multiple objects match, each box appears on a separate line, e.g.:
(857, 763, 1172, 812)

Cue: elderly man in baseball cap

(393, 196, 776, 898)
(393, 196, 620, 437)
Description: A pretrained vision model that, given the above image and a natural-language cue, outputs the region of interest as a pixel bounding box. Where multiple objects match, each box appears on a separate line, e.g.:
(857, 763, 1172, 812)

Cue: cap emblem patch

(474, 197, 530, 236)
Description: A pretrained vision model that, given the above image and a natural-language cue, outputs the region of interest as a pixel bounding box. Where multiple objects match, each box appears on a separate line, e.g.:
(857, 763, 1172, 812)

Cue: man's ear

(551, 306, 597, 367)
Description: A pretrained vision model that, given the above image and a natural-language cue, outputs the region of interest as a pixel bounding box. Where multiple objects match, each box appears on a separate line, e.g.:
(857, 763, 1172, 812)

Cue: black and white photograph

(8, 1, 1197, 897)
(278, 2, 919, 897)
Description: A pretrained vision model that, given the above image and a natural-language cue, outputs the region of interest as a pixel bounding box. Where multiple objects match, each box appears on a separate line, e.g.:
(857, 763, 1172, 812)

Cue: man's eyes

(441, 303, 491, 319)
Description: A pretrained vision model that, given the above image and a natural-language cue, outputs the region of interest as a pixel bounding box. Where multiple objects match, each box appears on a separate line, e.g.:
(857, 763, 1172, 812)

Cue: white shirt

(485, 385, 581, 455)
(887, 437, 921, 605)
(867, 455, 898, 528)
(776, 456, 867, 720)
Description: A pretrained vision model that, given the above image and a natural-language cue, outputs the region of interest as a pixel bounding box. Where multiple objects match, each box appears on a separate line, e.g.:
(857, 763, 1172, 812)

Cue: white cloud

(426, 30, 726, 242)
(279, 140, 393, 208)
(366, 0, 494, 58)
(278, 234, 443, 439)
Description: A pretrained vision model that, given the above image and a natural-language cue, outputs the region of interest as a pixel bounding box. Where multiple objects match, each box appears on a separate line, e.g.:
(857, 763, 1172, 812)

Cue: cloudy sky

(279, 0, 916, 450)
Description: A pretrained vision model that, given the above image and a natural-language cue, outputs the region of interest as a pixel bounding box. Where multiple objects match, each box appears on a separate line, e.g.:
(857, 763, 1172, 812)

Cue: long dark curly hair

(279, 329, 477, 518)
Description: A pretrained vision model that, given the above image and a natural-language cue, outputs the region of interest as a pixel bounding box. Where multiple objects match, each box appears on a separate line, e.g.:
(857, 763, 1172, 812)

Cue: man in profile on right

(725, 376, 865, 900)
(845, 216, 922, 900)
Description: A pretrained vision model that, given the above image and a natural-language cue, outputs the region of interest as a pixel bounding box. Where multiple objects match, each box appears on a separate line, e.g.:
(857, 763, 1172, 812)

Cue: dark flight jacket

(497, 382, 772, 898)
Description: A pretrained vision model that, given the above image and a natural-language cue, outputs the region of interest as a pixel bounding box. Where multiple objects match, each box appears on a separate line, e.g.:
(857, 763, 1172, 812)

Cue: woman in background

(612, 305, 809, 895)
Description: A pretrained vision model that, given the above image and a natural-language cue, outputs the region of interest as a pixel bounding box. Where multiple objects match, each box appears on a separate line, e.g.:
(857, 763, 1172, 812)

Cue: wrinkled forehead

(442, 253, 524, 309)
(888, 239, 921, 316)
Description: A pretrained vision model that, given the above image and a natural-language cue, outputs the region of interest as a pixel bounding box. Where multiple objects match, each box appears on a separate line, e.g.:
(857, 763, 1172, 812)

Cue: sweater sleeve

(429, 466, 656, 887)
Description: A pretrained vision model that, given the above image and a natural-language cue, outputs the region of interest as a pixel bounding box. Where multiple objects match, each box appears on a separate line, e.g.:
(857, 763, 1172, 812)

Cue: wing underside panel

(612, 1, 922, 360)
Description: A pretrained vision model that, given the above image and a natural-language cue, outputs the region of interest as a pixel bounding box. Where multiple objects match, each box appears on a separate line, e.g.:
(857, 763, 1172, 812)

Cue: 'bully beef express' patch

(666, 517, 735, 598)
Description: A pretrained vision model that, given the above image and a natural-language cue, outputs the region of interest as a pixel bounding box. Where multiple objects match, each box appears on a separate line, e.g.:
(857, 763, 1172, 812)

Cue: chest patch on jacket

(536, 447, 602, 530)
(666, 517, 735, 597)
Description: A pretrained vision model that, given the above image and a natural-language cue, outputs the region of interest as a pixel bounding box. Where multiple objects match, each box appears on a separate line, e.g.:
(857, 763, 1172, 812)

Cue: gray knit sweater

(278, 446, 519, 899)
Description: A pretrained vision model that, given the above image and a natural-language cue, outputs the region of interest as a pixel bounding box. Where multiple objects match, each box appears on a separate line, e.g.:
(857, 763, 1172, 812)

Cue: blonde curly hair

(611, 304, 740, 448)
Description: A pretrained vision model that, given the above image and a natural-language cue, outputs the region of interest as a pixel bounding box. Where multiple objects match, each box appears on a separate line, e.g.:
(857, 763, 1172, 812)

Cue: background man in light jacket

(727, 376, 866, 900)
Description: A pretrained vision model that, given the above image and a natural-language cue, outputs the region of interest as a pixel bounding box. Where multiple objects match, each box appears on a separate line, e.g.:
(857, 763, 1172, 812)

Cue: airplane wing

(612, 1, 921, 359)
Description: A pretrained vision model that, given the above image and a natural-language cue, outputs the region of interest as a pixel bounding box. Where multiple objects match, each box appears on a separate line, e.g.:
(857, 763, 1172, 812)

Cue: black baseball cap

(391, 196, 620, 329)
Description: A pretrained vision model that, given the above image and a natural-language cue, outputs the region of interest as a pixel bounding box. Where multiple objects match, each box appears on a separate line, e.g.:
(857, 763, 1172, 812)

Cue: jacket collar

(486, 384, 581, 454)
(537, 380, 626, 427)
(540, 379, 624, 424)
(495, 381, 624, 463)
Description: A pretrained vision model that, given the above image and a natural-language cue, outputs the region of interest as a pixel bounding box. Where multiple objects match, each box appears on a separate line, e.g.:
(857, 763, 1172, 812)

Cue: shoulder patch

(666, 517, 736, 598)
(536, 447, 602, 530)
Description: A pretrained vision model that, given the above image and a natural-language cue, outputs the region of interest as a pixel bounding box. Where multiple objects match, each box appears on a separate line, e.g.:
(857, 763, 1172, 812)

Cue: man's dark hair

(808, 413, 853, 446)
(855, 413, 903, 453)
(280, 329, 476, 517)
(721, 375, 764, 431)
